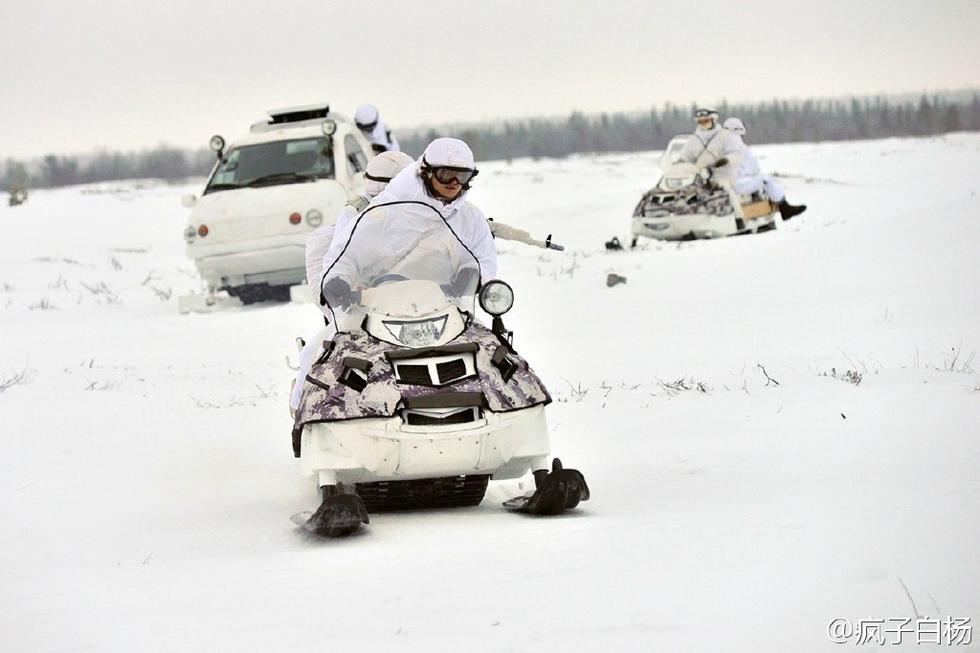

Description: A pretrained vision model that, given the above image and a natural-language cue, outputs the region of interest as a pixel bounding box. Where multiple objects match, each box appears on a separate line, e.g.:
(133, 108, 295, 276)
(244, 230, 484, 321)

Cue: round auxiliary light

(306, 209, 323, 227)
(209, 135, 225, 152)
(289, 212, 302, 225)
(478, 280, 514, 316)
(321, 120, 337, 136)
(197, 224, 209, 237)
(183, 226, 197, 243)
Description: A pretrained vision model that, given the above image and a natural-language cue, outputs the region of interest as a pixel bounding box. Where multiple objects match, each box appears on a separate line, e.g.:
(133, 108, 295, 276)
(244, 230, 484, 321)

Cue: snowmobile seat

(740, 199, 775, 219)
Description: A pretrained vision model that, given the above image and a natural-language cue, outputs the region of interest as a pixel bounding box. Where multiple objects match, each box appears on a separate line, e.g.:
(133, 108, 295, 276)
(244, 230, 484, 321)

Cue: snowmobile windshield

(321, 201, 481, 332)
(204, 137, 335, 194)
(658, 134, 690, 172)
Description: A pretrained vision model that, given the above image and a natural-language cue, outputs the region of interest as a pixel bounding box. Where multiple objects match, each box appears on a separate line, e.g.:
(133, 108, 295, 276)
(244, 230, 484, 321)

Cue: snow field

(1, 134, 978, 651)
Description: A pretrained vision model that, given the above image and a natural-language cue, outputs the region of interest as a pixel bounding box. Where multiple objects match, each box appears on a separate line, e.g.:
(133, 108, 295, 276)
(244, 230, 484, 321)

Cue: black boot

(604, 236, 623, 251)
(504, 458, 590, 515)
(304, 484, 370, 537)
(778, 200, 807, 221)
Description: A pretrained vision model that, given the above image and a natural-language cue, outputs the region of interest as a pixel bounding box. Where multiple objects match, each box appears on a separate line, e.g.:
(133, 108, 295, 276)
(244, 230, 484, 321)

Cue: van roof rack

(266, 103, 331, 124)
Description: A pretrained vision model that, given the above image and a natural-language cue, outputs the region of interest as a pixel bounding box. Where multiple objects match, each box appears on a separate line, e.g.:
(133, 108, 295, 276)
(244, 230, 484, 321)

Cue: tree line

(4, 92, 979, 190)
(400, 93, 980, 162)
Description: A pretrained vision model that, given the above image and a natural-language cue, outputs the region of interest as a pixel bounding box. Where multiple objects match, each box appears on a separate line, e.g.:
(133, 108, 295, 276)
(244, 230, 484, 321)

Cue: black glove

(322, 277, 360, 309)
(711, 157, 729, 168)
(443, 267, 479, 297)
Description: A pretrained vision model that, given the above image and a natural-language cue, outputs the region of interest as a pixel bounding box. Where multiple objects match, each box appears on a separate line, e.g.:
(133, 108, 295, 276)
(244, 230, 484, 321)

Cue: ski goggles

(694, 109, 717, 119)
(356, 120, 378, 132)
(431, 166, 478, 185)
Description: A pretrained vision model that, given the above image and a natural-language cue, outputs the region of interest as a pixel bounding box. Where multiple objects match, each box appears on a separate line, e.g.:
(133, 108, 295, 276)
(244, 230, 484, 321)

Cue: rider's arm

(462, 206, 498, 281)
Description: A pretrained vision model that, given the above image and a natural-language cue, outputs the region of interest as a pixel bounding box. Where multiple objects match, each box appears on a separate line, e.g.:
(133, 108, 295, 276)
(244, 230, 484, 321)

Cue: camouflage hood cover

(294, 321, 551, 427)
(633, 183, 733, 218)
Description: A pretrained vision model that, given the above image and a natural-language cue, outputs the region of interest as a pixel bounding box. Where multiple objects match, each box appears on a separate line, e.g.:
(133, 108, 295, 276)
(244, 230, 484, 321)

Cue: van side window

(345, 135, 368, 175)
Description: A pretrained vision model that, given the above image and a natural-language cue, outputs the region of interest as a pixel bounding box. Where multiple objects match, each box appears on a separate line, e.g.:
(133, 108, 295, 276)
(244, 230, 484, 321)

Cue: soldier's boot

(778, 200, 807, 221)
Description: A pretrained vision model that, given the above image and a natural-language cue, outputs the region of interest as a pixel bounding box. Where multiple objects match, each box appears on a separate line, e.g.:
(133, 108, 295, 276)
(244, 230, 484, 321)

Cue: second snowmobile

(629, 134, 777, 245)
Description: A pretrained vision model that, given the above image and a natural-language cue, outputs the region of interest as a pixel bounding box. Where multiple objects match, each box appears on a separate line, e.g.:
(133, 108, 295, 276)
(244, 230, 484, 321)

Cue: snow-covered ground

(2, 134, 978, 652)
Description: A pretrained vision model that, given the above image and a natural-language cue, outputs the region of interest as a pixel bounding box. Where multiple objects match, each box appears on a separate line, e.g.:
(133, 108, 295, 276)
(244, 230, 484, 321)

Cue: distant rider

(723, 117, 807, 221)
(354, 104, 400, 153)
(679, 108, 741, 185)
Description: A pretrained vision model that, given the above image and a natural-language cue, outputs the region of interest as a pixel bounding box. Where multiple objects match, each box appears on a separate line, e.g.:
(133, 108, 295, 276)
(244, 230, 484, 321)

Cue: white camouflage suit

(679, 123, 743, 184)
(724, 120, 786, 202)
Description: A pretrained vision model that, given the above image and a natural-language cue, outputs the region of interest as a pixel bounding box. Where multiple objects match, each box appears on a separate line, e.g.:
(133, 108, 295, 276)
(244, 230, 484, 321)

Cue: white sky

(1, 0, 978, 158)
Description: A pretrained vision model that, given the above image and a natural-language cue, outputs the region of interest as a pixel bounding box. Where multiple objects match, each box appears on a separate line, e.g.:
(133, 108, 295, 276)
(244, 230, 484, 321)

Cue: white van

(179, 103, 374, 311)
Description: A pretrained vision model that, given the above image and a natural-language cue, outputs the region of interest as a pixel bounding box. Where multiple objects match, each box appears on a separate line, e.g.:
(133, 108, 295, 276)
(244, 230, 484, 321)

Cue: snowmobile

(628, 134, 777, 246)
(290, 201, 588, 536)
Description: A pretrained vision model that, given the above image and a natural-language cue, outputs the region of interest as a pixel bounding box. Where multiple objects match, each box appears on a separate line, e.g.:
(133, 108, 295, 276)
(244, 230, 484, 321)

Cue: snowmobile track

(355, 474, 490, 512)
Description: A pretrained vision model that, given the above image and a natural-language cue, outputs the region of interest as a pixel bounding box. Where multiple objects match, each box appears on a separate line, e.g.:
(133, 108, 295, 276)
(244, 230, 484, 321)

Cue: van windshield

(204, 137, 334, 193)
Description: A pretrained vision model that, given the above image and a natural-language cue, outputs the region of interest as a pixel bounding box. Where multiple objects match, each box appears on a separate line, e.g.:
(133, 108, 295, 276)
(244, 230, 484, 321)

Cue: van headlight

(306, 209, 323, 227)
(383, 316, 448, 347)
(478, 280, 514, 316)
(183, 226, 197, 243)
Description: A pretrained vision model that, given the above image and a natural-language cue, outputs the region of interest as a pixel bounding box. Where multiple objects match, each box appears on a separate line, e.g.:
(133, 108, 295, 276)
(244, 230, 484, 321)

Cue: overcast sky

(1, 0, 978, 159)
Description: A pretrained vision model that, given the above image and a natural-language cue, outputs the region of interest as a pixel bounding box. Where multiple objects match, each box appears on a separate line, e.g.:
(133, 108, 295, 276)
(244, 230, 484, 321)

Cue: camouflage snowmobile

(629, 134, 777, 245)
(290, 200, 589, 536)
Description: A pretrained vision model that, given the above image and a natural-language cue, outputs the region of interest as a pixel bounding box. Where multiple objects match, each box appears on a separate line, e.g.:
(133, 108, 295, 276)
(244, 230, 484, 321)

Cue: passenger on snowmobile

(723, 117, 807, 221)
(305, 150, 415, 299)
(354, 104, 400, 153)
(291, 151, 416, 414)
(679, 108, 741, 185)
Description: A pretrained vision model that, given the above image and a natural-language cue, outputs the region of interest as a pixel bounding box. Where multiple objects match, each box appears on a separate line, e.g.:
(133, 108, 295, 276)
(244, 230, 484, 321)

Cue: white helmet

(364, 150, 414, 196)
(421, 137, 477, 170)
(420, 137, 479, 190)
(723, 117, 746, 135)
(354, 104, 380, 131)
(694, 108, 719, 122)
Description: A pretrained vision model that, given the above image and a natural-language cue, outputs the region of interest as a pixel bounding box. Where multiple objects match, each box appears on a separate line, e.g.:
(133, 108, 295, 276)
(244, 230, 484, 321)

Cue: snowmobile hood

(361, 280, 451, 317)
(293, 321, 551, 426)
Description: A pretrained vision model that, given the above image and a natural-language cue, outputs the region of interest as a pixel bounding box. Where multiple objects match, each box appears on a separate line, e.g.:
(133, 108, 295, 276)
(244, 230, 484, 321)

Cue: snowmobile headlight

(306, 209, 323, 227)
(478, 280, 514, 316)
(383, 316, 449, 347)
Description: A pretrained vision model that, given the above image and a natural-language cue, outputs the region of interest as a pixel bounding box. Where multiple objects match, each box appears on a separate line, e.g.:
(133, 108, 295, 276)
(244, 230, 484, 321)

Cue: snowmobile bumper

(630, 212, 735, 241)
(299, 404, 551, 485)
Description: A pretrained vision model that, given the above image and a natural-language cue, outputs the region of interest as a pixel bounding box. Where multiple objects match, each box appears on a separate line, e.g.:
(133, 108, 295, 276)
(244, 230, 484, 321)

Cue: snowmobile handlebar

(489, 220, 564, 251)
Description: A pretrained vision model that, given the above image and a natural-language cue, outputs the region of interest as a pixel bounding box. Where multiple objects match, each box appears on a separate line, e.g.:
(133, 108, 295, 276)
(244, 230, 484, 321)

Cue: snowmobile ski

(503, 458, 590, 515)
(295, 494, 370, 537)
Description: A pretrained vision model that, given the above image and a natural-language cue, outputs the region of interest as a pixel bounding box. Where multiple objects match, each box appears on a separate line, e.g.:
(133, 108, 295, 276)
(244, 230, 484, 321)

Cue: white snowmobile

(290, 201, 588, 536)
(628, 134, 777, 245)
